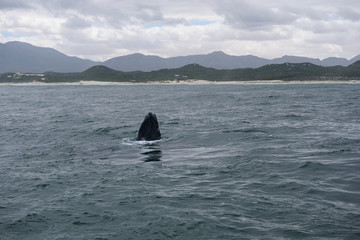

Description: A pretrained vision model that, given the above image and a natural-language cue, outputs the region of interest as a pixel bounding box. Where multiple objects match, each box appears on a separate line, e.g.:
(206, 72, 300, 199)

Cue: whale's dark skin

(137, 112, 161, 141)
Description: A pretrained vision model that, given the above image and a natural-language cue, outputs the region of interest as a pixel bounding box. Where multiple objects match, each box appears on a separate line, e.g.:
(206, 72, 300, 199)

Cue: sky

(1, 0, 359, 61)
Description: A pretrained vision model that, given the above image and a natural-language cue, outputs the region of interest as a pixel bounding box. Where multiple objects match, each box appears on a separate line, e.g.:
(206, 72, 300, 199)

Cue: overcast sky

(1, 0, 359, 61)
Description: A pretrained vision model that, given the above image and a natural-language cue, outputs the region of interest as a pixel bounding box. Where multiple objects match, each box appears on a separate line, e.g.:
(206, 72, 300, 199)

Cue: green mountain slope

(1, 61, 360, 83)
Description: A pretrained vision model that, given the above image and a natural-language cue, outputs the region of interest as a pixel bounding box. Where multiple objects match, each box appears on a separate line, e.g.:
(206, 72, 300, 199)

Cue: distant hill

(2, 61, 360, 83)
(103, 51, 360, 72)
(1, 41, 359, 73)
(0, 41, 97, 73)
(103, 51, 271, 71)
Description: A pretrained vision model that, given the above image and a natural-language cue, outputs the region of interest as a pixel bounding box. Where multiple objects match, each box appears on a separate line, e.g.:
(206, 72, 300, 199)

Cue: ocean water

(0, 83, 359, 239)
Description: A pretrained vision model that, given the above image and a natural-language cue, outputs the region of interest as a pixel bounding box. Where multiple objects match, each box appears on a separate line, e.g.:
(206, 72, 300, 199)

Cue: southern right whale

(136, 112, 161, 141)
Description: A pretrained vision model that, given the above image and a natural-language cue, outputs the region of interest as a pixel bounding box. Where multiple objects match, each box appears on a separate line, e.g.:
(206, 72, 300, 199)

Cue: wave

(121, 137, 163, 146)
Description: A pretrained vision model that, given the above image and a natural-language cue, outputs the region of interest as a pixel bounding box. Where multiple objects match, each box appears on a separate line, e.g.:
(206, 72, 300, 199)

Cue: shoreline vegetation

(1, 61, 360, 84)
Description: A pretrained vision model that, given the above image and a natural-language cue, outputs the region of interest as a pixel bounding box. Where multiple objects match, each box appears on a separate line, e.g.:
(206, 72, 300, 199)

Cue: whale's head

(137, 112, 161, 141)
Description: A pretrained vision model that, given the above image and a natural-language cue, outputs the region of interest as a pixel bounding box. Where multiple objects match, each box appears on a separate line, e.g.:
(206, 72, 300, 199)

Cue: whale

(137, 112, 161, 141)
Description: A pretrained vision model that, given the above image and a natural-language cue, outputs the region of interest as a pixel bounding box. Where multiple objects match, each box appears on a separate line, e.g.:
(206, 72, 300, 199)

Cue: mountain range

(1, 41, 360, 73)
(2, 60, 360, 83)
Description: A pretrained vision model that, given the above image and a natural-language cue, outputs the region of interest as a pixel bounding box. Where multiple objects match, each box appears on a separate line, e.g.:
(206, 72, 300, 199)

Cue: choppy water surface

(1, 83, 359, 239)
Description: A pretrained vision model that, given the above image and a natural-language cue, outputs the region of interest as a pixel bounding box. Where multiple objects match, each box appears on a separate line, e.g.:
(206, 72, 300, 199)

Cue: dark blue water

(1, 83, 359, 239)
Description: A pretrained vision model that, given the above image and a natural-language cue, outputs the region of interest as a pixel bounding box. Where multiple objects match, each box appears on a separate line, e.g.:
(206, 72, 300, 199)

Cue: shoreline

(1, 79, 360, 86)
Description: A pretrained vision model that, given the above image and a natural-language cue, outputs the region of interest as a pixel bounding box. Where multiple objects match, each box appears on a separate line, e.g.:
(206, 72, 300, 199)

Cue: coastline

(1, 79, 360, 86)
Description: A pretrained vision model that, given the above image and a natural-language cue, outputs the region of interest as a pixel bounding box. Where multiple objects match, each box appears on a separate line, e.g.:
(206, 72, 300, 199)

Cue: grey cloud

(0, 0, 31, 9)
(134, 4, 164, 22)
(37, 0, 90, 11)
(0, 0, 84, 11)
(0, 0, 203, 28)
(213, 0, 360, 30)
(282, 1, 360, 22)
(338, 7, 360, 21)
(101, 3, 188, 27)
(63, 16, 92, 29)
(132, 4, 188, 25)
(213, 0, 297, 29)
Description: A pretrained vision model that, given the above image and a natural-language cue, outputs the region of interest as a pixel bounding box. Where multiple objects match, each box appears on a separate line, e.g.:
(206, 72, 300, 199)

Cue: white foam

(121, 138, 162, 146)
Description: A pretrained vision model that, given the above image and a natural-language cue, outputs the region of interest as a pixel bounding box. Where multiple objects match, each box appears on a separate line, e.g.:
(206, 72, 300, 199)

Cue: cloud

(63, 15, 92, 30)
(0, 0, 31, 9)
(212, 0, 297, 29)
(0, 0, 359, 60)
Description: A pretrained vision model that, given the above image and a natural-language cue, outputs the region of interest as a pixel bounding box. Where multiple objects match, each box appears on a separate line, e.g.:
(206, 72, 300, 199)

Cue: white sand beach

(1, 79, 360, 86)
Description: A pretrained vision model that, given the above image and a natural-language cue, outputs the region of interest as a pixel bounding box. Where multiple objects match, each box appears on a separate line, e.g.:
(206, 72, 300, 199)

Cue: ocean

(1, 83, 359, 239)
